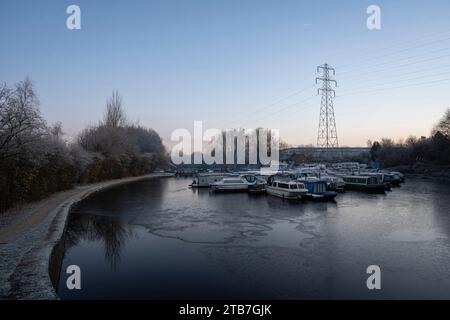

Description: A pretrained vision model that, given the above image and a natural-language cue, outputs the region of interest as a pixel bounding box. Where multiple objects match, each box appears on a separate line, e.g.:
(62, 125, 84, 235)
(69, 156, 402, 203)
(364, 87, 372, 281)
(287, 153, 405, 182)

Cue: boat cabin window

(278, 183, 289, 189)
(344, 177, 369, 184)
(315, 182, 326, 193)
(290, 184, 298, 189)
(367, 177, 378, 185)
(244, 175, 257, 183)
(224, 179, 243, 184)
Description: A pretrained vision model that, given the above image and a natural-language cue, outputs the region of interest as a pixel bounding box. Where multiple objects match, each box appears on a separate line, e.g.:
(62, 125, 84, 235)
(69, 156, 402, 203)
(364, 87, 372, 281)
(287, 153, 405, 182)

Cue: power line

(339, 47, 450, 77)
(247, 101, 318, 129)
(221, 29, 450, 132)
(340, 70, 450, 94)
(224, 67, 449, 131)
(335, 28, 450, 68)
(337, 35, 450, 70)
(339, 53, 450, 81)
(248, 68, 449, 129)
(222, 31, 450, 129)
(236, 94, 316, 128)
(340, 64, 450, 86)
(223, 84, 315, 124)
(337, 77, 450, 98)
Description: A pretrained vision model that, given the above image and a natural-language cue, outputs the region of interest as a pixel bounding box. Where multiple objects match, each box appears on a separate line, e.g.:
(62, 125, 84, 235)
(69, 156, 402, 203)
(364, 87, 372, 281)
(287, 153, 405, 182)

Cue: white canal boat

(265, 178, 308, 200)
(189, 172, 234, 188)
(210, 175, 259, 192)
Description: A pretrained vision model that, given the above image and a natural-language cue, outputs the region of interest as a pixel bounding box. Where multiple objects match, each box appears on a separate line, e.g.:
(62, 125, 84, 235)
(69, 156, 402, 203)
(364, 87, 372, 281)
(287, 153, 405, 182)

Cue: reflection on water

(55, 177, 450, 299)
(64, 212, 130, 269)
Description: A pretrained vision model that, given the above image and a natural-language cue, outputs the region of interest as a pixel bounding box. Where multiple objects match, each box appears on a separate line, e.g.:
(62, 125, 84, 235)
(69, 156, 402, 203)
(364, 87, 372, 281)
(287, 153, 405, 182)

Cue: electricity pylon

(316, 64, 339, 148)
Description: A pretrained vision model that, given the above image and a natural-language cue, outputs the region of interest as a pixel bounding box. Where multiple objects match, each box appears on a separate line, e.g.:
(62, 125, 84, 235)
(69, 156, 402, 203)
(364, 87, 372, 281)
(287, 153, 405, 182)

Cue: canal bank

(0, 173, 173, 299)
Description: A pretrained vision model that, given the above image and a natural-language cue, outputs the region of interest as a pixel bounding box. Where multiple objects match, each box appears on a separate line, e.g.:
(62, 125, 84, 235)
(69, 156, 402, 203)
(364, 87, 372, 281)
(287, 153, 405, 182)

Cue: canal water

(54, 177, 450, 299)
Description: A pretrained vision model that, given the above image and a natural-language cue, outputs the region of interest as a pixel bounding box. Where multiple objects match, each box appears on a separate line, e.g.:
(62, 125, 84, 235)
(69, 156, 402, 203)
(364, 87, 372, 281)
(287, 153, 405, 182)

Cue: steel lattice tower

(316, 63, 339, 148)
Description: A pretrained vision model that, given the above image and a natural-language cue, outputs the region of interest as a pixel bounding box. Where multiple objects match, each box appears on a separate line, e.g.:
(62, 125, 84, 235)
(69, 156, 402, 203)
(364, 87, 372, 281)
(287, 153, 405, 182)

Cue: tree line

(0, 78, 167, 213)
(368, 108, 450, 168)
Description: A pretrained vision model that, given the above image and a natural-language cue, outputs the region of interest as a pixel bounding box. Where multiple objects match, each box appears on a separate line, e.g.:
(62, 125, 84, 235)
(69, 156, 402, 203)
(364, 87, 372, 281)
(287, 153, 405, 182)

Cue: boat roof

(272, 179, 303, 184)
(197, 172, 234, 176)
(343, 175, 376, 179)
(297, 178, 328, 182)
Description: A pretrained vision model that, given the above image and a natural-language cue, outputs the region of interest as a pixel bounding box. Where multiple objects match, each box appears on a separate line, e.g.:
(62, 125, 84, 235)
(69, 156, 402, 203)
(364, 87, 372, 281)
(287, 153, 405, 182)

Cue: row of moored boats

(188, 164, 405, 201)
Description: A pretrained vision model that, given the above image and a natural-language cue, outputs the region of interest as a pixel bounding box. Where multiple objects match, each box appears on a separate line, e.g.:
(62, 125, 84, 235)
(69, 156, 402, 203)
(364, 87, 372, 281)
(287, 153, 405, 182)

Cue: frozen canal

(53, 177, 450, 299)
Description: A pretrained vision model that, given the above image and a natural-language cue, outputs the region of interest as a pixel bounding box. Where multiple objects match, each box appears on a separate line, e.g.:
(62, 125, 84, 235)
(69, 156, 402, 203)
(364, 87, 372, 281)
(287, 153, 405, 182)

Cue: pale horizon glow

(1, 0, 450, 148)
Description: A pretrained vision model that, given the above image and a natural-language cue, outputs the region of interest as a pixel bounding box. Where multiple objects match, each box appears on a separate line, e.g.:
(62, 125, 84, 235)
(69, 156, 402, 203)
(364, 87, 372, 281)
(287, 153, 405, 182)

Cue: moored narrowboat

(342, 175, 386, 193)
(298, 179, 338, 201)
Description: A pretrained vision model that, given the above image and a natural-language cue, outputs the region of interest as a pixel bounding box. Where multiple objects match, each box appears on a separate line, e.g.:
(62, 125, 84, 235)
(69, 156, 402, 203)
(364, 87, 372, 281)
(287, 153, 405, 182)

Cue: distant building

(280, 147, 370, 163)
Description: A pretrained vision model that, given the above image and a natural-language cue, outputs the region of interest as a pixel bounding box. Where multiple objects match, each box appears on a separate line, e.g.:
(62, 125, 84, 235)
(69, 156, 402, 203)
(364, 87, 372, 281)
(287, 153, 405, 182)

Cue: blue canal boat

(297, 178, 338, 201)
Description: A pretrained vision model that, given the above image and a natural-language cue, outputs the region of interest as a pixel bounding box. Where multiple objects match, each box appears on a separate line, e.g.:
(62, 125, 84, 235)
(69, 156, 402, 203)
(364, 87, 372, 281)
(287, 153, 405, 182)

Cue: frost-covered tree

(433, 108, 450, 137)
(0, 80, 166, 213)
(0, 78, 46, 161)
(103, 90, 127, 128)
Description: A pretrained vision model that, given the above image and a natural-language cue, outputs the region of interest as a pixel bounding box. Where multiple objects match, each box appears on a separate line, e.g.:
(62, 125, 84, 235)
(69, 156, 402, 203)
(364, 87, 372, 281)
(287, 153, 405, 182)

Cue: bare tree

(0, 78, 46, 161)
(51, 121, 64, 138)
(279, 139, 291, 150)
(432, 108, 450, 137)
(103, 90, 126, 128)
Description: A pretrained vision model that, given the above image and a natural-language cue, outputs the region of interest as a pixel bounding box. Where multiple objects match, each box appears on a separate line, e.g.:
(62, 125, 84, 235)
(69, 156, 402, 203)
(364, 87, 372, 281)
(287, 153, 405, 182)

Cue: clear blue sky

(1, 0, 450, 147)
